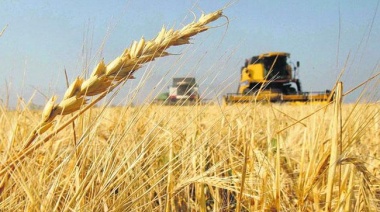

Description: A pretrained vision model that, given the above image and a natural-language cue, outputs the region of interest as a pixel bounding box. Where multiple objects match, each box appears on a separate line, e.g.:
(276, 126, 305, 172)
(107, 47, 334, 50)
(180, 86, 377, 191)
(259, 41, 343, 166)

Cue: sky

(0, 0, 379, 107)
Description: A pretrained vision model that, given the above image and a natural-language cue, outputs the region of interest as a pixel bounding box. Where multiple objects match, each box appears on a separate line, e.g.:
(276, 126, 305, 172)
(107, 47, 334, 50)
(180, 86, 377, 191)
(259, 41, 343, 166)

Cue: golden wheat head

(37, 10, 223, 135)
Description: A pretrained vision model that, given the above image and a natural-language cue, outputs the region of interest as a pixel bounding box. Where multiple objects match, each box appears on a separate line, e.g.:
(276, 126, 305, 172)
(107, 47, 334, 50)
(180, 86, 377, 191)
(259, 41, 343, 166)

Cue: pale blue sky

(1, 0, 379, 106)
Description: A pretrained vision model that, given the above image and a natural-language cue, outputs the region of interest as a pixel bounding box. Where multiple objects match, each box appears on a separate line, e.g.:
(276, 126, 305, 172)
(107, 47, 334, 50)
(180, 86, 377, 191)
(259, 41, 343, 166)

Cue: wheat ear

(24, 10, 223, 145)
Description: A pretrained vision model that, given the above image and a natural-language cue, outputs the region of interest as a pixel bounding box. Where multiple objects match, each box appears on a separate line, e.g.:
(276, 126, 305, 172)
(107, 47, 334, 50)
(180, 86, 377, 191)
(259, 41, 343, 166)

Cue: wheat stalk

(0, 10, 224, 178)
(325, 82, 343, 211)
(0, 24, 7, 37)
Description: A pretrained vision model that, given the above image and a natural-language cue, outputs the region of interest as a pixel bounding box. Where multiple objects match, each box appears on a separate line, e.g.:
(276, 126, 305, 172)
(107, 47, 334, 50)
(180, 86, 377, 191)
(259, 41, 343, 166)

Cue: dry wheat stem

(325, 82, 343, 211)
(0, 24, 7, 37)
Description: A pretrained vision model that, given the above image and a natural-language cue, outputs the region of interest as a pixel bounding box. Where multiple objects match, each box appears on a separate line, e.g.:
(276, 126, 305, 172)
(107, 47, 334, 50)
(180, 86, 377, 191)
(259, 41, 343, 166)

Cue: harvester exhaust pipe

(296, 80, 302, 93)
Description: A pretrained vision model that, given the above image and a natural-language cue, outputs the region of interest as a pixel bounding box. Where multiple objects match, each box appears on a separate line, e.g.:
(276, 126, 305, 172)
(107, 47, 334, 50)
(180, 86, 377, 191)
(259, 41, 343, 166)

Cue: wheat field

(0, 101, 379, 211)
(1, 7, 380, 212)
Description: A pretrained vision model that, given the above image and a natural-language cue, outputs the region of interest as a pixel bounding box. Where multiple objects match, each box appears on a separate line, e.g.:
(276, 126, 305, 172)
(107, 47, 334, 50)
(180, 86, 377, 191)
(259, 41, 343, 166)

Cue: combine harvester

(224, 52, 332, 104)
(154, 77, 200, 105)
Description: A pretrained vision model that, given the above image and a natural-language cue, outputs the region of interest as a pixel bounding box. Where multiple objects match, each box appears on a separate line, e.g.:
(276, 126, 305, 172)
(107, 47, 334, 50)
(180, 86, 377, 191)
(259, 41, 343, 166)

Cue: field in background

(1, 102, 379, 211)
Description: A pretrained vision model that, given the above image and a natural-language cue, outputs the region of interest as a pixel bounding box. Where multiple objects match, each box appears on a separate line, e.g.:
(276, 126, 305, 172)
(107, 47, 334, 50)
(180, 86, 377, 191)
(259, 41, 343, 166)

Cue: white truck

(169, 77, 199, 103)
(154, 77, 199, 105)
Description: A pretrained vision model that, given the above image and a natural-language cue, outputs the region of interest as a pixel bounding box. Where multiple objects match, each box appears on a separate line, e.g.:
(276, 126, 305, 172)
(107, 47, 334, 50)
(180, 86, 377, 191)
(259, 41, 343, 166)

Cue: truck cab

(169, 77, 199, 103)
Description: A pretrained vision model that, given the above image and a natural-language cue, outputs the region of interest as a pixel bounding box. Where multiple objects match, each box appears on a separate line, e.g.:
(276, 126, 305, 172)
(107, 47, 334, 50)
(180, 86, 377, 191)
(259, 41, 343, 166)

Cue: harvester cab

(225, 52, 331, 104)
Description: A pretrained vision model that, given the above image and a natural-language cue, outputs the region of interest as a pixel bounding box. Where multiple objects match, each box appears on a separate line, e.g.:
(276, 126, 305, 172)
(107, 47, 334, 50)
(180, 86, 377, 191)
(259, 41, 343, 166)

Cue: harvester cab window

(250, 56, 260, 65)
(263, 56, 289, 80)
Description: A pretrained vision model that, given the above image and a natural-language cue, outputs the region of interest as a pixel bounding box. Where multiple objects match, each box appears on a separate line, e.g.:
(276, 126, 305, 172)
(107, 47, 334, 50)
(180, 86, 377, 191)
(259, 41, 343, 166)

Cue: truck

(154, 77, 200, 105)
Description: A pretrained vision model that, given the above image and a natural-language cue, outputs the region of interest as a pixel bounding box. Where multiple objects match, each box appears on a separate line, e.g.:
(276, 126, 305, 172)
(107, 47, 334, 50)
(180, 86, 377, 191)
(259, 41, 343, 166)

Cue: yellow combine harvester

(224, 52, 332, 104)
